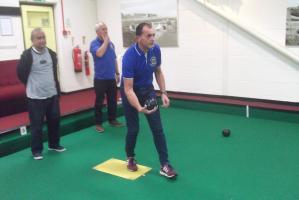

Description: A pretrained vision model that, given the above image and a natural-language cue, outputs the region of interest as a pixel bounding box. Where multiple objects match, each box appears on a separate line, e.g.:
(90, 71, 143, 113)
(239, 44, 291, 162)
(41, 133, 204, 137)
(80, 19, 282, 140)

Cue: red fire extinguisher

(84, 51, 90, 76)
(72, 46, 82, 72)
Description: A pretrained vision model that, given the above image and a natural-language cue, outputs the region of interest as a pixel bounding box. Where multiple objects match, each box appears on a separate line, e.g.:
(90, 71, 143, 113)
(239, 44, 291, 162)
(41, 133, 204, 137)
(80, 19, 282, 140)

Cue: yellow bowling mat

(93, 158, 152, 180)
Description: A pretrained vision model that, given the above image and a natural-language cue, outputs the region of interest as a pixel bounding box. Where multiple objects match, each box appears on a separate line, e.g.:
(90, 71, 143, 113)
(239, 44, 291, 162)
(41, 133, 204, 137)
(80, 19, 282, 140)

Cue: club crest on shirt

(150, 56, 157, 67)
(40, 60, 47, 64)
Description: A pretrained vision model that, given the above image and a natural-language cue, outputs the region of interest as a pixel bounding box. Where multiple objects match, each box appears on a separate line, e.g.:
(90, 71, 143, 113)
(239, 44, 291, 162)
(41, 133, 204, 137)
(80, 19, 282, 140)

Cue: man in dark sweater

(17, 28, 65, 160)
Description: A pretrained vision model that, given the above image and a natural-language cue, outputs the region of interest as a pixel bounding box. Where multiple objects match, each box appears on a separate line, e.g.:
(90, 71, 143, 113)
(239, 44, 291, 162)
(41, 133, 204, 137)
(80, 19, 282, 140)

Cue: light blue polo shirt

(121, 43, 161, 89)
(90, 37, 116, 80)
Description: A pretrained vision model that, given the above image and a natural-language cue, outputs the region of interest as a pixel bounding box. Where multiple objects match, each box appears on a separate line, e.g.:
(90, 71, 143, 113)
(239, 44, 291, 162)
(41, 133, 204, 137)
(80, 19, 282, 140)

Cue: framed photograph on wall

(286, 0, 299, 46)
(120, 0, 178, 47)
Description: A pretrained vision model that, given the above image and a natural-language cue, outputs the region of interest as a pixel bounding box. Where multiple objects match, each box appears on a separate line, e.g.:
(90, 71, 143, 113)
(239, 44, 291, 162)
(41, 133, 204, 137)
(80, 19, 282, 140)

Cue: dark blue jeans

(27, 95, 60, 154)
(120, 87, 169, 165)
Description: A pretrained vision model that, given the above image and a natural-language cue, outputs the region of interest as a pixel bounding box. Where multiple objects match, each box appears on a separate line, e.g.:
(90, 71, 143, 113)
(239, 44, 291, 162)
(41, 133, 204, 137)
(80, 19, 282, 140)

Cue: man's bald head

(31, 28, 46, 50)
(95, 22, 106, 32)
(31, 28, 44, 41)
(95, 22, 108, 40)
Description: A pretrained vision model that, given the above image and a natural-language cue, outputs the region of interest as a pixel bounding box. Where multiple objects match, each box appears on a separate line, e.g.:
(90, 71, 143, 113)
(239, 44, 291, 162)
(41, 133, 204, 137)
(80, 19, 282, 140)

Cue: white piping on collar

(134, 44, 142, 56)
(32, 47, 45, 54)
(134, 44, 155, 56)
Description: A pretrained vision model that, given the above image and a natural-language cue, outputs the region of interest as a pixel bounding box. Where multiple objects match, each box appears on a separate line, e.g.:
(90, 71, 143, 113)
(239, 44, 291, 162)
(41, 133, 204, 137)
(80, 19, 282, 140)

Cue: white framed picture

(286, 0, 299, 46)
(0, 17, 13, 36)
(121, 0, 178, 47)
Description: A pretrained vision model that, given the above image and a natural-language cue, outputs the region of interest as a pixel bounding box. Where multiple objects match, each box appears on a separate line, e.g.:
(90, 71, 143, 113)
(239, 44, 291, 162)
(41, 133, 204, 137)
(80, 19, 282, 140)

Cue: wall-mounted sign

(0, 18, 13, 36)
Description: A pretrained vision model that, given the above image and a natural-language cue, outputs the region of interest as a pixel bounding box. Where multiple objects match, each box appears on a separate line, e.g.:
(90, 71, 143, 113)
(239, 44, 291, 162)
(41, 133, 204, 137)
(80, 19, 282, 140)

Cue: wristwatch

(161, 91, 168, 96)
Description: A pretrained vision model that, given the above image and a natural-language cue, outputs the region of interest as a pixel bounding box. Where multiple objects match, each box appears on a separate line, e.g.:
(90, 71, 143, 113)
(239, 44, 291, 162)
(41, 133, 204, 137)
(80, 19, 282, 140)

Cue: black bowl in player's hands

(144, 98, 158, 110)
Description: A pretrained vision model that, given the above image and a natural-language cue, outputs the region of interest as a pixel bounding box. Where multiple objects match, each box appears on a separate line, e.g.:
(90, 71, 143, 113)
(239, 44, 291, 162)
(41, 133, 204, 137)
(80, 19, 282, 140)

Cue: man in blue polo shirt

(90, 22, 123, 132)
(121, 22, 177, 179)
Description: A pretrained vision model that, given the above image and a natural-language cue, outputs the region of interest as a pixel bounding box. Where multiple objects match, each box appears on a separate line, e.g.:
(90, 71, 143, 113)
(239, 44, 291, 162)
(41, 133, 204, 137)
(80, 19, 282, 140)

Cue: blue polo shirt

(122, 43, 161, 89)
(90, 37, 116, 80)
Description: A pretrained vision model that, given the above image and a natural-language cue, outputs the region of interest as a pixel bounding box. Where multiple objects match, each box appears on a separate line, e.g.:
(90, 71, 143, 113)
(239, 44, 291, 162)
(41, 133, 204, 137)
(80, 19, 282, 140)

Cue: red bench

(0, 60, 26, 117)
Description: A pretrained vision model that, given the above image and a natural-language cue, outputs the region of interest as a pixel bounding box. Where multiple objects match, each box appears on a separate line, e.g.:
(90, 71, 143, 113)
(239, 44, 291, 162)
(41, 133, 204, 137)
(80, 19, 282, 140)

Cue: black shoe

(33, 152, 43, 160)
(48, 146, 66, 152)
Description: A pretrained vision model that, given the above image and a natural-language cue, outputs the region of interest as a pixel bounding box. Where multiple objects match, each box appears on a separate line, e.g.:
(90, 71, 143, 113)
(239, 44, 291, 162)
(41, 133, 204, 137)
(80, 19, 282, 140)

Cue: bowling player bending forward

(120, 22, 177, 179)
